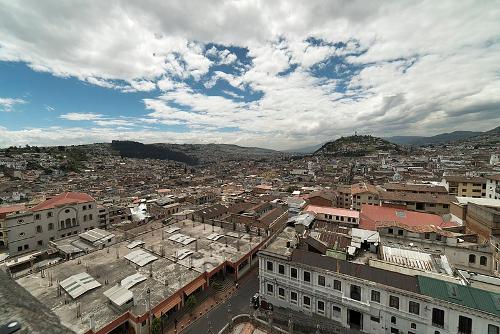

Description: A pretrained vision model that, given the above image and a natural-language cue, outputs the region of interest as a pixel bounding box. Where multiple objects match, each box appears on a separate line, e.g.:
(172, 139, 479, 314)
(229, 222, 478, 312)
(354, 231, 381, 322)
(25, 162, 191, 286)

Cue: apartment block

(486, 174, 500, 200)
(443, 176, 487, 198)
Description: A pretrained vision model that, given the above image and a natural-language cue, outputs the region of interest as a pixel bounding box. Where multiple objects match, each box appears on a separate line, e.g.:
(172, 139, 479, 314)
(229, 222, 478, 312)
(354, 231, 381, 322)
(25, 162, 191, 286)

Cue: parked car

(250, 293, 273, 311)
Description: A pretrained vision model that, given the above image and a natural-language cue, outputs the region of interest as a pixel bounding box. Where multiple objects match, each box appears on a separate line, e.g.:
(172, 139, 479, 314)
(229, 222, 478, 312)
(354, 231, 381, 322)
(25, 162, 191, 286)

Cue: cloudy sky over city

(0, 0, 499, 149)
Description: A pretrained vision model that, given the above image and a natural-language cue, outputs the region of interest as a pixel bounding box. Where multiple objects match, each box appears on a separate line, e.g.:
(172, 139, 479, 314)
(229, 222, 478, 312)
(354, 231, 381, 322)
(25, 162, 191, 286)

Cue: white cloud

(0, 1, 499, 148)
(0, 97, 27, 112)
(60, 112, 103, 121)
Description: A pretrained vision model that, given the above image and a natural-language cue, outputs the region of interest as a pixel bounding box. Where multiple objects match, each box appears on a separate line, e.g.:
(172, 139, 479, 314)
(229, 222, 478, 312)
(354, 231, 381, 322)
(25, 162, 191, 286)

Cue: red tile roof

(30, 192, 95, 212)
(359, 204, 457, 231)
(0, 204, 26, 217)
(304, 205, 359, 219)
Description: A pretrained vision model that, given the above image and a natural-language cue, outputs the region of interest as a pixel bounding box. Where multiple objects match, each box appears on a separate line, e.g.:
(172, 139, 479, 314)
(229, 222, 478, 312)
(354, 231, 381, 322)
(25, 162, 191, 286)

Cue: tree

(151, 318, 161, 334)
(185, 295, 197, 314)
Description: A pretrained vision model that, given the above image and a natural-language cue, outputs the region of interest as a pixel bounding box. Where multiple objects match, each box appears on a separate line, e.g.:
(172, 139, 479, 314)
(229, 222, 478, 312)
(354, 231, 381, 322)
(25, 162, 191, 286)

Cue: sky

(0, 1, 499, 150)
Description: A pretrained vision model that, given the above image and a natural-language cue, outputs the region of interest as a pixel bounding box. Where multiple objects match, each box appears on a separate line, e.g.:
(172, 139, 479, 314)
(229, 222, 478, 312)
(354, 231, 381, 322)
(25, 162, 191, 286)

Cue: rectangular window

(390, 328, 398, 334)
(278, 264, 285, 275)
(290, 291, 298, 304)
(350, 285, 361, 301)
(35, 214, 41, 220)
(89, 214, 93, 220)
(266, 283, 273, 295)
(370, 316, 380, 323)
(389, 295, 399, 309)
(458, 315, 472, 334)
(291, 267, 298, 279)
(333, 279, 341, 291)
(266, 261, 273, 271)
(409, 301, 420, 315)
(303, 295, 311, 308)
(317, 300, 325, 314)
(318, 275, 325, 286)
(303, 271, 311, 283)
(488, 325, 499, 334)
(332, 306, 341, 318)
(37, 240, 43, 246)
(278, 287, 285, 299)
(371, 290, 380, 303)
(432, 308, 445, 328)
(47, 212, 53, 218)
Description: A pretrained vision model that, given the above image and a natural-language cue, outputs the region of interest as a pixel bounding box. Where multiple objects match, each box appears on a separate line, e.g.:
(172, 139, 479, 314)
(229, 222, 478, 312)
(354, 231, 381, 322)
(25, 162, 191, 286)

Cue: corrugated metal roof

(124, 249, 158, 267)
(103, 285, 133, 307)
(417, 276, 500, 316)
(60, 272, 101, 299)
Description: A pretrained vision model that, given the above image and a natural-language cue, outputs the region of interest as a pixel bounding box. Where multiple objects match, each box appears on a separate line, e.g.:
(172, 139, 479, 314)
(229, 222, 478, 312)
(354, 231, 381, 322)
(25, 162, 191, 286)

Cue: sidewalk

(164, 267, 257, 334)
(163, 283, 238, 333)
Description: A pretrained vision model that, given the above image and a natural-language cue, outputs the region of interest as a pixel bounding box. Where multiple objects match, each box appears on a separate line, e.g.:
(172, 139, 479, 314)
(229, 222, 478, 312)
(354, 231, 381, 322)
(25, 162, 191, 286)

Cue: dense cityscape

(0, 128, 499, 334)
(1, 1, 500, 334)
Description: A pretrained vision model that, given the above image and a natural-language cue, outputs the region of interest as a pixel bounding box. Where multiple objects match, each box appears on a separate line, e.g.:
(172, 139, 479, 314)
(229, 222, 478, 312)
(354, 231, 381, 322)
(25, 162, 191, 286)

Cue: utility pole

(147, 288, 151, 334)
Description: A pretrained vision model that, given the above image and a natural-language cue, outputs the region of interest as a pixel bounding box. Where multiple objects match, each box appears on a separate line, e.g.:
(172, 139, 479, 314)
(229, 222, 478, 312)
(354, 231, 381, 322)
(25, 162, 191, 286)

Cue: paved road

(183, 268, 259, 334)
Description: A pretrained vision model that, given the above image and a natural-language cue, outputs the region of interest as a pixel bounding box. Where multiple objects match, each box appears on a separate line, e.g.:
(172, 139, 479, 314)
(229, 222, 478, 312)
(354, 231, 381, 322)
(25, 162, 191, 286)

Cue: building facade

(443, 176, 487, 198)
(486, 174, 500, 200)
(259, 249, 500, 334)
(1, 192, 98, 256)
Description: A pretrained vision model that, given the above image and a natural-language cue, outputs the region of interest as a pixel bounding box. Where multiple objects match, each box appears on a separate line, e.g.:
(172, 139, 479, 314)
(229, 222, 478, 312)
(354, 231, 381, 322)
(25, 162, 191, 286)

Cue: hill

(108, 141, 285, 165)
(314, 135, 405, 156)
(110, 141, 198, 165)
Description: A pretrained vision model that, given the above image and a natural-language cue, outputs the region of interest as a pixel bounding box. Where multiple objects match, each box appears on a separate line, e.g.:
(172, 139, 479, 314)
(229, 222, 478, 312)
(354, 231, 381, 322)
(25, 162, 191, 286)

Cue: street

(182, 268, 259, 334)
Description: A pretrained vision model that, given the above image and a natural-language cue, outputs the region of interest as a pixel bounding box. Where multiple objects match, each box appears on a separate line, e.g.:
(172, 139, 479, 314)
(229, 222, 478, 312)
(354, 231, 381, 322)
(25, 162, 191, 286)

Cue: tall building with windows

(258, 248, 500, 334)
(0, 192, 98, 256)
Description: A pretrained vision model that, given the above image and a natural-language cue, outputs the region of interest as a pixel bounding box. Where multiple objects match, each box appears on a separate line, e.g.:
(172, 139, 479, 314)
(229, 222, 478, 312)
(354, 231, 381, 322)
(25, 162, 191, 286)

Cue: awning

(184, 277, 206, 296)
(154, 295, 182, 318)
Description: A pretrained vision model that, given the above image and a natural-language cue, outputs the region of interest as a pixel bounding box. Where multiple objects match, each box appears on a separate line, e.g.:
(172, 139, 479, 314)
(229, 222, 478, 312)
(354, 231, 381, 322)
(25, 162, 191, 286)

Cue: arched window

(480, 256, 487, 266)
(65, 218, 71, 228)
(469, 254, 476, 263)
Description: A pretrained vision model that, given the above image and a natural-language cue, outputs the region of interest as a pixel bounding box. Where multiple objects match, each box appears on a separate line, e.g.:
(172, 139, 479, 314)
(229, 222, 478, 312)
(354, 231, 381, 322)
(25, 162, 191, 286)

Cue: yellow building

(443, 176, 486, 198)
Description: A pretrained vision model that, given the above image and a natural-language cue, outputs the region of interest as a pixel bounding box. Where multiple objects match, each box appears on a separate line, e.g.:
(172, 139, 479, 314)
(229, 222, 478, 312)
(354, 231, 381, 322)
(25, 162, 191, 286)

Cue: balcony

(341, 294, 370, 312)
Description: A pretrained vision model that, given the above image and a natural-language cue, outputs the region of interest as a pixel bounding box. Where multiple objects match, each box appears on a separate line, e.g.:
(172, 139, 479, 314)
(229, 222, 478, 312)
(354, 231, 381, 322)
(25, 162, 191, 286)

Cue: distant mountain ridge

(385, 127, 499, 146)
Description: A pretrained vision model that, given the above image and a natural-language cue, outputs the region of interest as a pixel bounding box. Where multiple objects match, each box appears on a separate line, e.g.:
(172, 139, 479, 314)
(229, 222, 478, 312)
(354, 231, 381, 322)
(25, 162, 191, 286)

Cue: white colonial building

(258, 249, 500, 334)
(0, 192, 98, 256)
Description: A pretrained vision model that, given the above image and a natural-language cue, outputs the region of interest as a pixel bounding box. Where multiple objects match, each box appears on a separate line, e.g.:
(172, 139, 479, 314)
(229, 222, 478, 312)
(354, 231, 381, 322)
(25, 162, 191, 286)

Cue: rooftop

(417, 275, 500, 316)
(379, 191, 456, 204)
(16, 220, 262, 334)
(359, 205, 455, 231)
(304, 204, 359, 219)
(30, 192, 95, 212)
